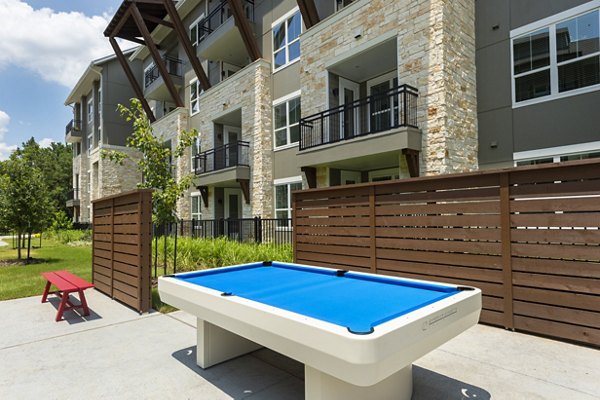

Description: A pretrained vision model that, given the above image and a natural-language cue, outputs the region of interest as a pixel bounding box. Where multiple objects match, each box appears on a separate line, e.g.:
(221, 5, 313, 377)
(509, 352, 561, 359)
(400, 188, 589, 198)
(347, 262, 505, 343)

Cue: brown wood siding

(92, 189, 152, 313)
(293, 159, 600, 347)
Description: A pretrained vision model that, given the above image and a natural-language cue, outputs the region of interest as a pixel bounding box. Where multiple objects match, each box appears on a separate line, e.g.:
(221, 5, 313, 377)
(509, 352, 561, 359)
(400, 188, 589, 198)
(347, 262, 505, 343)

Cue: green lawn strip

(0, 239, 92, 301)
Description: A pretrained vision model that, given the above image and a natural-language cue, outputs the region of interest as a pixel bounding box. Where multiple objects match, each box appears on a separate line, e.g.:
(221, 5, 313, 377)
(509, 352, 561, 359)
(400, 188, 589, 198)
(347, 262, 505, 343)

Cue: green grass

(0, 237, 92, 301)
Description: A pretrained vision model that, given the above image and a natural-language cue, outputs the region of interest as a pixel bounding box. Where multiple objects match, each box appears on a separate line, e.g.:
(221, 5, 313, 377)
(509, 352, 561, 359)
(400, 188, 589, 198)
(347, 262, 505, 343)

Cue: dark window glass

(515, 69, 551, 101)
(558, 55, 600, 92)
(557, 11, 599, 63)
(514, 29, 550, 74)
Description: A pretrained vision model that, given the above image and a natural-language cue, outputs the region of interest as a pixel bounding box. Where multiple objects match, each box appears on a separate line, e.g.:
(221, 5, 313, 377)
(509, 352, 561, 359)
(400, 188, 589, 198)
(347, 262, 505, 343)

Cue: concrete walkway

(0, 290, 598, 400)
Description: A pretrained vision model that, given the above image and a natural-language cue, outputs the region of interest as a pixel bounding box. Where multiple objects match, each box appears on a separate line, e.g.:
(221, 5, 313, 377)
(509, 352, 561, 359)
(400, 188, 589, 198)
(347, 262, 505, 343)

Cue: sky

(0, 0, 128, 160)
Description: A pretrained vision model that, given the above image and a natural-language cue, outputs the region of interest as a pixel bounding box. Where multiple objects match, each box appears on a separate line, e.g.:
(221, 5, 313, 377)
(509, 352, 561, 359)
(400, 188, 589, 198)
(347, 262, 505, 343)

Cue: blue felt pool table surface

(174, 262, 461, 334)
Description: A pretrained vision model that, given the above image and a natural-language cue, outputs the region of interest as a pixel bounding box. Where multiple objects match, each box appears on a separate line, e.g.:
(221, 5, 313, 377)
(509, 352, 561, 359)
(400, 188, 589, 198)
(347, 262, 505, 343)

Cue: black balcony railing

(196, 0, 254, 44)
(65, 119, 81, 135)
(194, 141, 250, 175)
(144, 56, 183, 88)
(68, 188, 80, 201)
(299, 84, 419, 151)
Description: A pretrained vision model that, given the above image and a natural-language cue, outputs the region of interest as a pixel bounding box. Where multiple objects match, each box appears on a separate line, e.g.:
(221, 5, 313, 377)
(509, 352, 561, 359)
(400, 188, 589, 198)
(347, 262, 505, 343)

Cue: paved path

(0, 291, 599, 399)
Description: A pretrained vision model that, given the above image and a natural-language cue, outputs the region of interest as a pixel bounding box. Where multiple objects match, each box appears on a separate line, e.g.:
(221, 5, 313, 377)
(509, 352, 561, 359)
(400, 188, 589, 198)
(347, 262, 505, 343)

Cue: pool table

(158, 261, 481, 400)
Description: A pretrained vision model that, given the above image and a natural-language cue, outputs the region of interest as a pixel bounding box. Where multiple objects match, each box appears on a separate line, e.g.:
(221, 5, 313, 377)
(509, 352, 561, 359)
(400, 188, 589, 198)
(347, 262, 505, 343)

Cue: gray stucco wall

(476, 0, 600, 167)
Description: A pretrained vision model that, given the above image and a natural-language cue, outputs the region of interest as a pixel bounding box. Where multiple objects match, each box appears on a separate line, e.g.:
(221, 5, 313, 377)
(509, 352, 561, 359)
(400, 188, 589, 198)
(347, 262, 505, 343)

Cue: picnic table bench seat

(41, 270, 94, 321)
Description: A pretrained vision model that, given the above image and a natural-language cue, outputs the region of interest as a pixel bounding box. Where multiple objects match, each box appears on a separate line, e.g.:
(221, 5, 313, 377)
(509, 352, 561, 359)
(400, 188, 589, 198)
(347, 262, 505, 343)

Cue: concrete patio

(0, 289, 598, 400)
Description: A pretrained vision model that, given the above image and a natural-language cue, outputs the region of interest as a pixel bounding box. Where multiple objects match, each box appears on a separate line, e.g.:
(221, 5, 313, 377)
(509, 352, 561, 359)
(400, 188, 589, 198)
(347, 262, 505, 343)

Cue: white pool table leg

(196, 318, 262, 368)
(304, 364, 413, 400)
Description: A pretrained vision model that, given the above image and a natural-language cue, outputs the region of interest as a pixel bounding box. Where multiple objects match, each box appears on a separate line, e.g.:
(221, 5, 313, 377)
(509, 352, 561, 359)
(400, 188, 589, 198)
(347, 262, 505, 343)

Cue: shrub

(153, 236, 293, 274)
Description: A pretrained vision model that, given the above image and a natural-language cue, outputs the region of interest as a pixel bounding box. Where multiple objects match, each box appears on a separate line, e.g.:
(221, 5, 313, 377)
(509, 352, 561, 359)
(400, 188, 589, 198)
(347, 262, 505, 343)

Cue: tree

(0, 155, 52, 260)
(14, 138, 72, 216)
(102, 98, 198, 225)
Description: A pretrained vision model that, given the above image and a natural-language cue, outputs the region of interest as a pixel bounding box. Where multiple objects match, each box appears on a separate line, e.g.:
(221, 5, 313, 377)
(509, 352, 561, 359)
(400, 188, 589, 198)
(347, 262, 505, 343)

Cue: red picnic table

(41, 270, 94, 321)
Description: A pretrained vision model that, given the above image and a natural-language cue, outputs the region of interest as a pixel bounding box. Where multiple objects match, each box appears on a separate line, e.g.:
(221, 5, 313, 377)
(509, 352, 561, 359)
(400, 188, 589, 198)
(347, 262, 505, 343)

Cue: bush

(46, 229, 92, 245)
(153, 236, 293, 274)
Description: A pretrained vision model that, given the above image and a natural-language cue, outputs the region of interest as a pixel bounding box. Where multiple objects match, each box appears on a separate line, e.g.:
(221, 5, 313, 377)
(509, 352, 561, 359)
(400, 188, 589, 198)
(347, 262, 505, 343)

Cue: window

(272, 8, 301, 71)
(97, 86, 102, 116)
(87, 98, 94, 123)
(512, 7, 600, 106)
(275, 179, 302, 227)
(190, 79, 202, 115)
(191, 135, 201, 172)
(190, 14, 207, 49)
(191, 193, 202, 220)
(273, 93, 301, 148)
(87, 133, 93, 153)
(335, 0, 355, 11)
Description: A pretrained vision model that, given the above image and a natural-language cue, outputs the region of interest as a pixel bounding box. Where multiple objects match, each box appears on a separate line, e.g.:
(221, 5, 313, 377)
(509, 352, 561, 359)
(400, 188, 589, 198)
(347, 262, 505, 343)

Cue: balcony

(297, 85, 421, 170)
(196, 0, 254, 66)
(194, 141, 250, 186)
(65, 119, 82, 143)
(66, 188, 80, 208)
(143, 56, 184, 101)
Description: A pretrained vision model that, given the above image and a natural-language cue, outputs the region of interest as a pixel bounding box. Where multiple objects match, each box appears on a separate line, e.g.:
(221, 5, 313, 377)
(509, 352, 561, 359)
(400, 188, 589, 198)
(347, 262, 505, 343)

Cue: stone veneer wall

(300, 0, 478, 176)
(191, 59, 273, 219)
(150, 108, 191, 219)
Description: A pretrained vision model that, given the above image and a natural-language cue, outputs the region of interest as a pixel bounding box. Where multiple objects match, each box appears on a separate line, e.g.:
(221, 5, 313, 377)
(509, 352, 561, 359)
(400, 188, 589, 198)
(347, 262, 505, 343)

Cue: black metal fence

(299, 84, 419, 150)
(194, 141, 250, 174)
(68, 188, 80, 201)
(65, 119, 81, 135)
(144, 56, 183, 88)
(197, 0, 254, 43)
(156, 217, 293, 245)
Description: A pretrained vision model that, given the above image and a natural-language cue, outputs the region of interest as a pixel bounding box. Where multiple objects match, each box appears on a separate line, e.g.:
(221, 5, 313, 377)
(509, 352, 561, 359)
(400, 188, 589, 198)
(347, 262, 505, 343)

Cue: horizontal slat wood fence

(293, 159, 600, 346)
(92, 189, 152, 313)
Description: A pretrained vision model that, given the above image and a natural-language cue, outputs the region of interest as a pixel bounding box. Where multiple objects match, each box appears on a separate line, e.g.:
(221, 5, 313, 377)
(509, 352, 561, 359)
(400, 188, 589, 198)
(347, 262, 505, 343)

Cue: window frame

(189, 12, 207, 49)
(273, 90, 301, 150)
(190, 134, 201, 172)
(274, 176, 302, 229)
(87, 98, 94, 123)
(190, 78, 202, 116)
(190, 192, 202, 221)
(511, 2, 600, 108)
(513, 140, 600, 165)
(272, 7, 302, 73)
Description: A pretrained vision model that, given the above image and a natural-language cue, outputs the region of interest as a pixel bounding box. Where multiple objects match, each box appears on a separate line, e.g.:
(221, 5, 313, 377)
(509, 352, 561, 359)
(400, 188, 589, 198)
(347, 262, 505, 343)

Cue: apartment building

(64, 51, 144, 222)
(103, 0, 477, 222)
(477, 0, 600, 168)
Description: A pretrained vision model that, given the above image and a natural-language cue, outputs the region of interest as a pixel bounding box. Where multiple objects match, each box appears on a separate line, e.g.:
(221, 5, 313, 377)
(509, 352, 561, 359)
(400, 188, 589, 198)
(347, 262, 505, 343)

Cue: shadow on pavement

(47, 296, 102, 324)
(413, 365, 491, 400)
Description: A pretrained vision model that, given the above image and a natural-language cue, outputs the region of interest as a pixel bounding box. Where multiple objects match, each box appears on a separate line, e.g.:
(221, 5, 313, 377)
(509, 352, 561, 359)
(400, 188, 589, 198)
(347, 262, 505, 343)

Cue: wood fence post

(500, 173, 514, 329)
(369, 186, 377, 273)
(110, 198, 115, 299)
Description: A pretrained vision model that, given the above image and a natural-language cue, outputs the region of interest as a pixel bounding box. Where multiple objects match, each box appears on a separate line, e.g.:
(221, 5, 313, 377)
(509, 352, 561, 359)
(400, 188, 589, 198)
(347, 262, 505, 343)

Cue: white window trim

(189, 12, 207, 48)
(272, 7, 302, 73)
(190, 135, 201, 172)
(190, 78, 201, 116)
(87, 98, 94, 123)
(273, 90, 301, 150)
(514, 140, 600, 162)
(190, 192, 202, 220)
(274, 177, 302, 230)
(510, 2, 600, 108)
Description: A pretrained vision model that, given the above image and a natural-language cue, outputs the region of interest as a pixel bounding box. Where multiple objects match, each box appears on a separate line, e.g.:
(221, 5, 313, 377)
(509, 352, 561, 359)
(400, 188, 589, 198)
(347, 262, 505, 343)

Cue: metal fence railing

(194, 141, 250, 174)
(156, 217, 293, 246)
(299, 84, 419, 150)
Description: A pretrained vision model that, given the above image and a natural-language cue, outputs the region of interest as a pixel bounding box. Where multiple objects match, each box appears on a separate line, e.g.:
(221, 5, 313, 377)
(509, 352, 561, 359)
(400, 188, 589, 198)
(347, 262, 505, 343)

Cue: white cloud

(39, 138, 54, 148)
(0, 110, 9, 140)
(0, 142, 17, 161)
(0, 110, 16, 160)
(0, 0, 121, 87)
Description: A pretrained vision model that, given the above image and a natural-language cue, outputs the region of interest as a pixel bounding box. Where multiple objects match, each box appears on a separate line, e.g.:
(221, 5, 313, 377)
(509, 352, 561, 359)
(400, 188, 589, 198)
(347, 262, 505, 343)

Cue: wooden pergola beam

(120, 35, 151, 47)
(109, 37, 156, 122)
(237, 179, 250, 204)
(296, 0, 320, 29)
(301, 167, 317, 189)
(162, 0, 211, 91)
(141, 12, 174, 29)
(227, 0, 261, 61)
(402, 149, 420, 178)
(130, 2, 184, 108)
